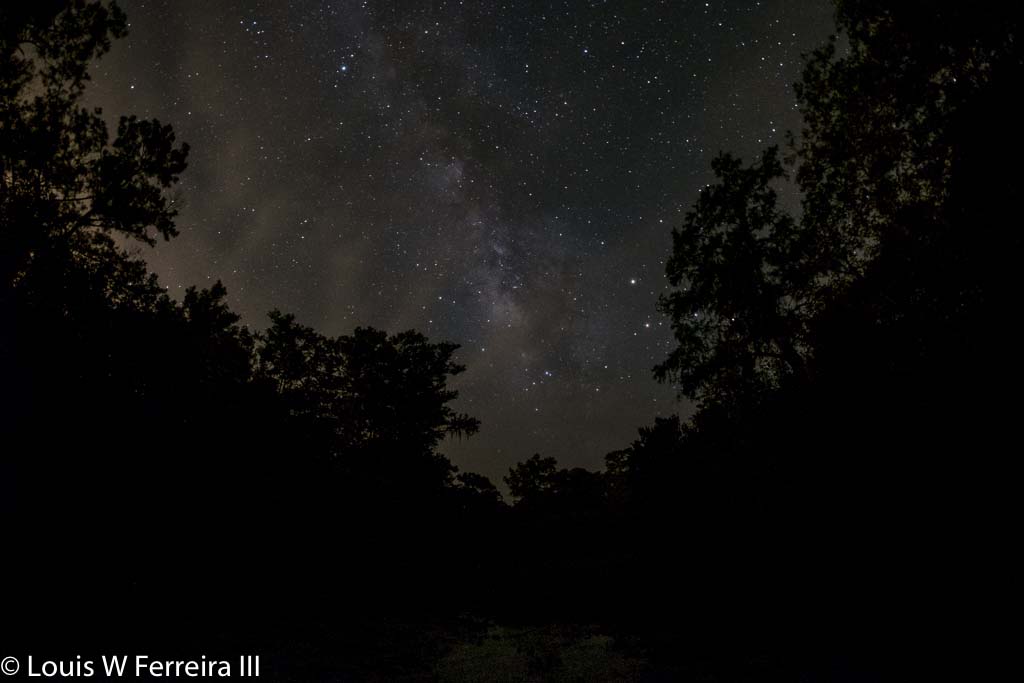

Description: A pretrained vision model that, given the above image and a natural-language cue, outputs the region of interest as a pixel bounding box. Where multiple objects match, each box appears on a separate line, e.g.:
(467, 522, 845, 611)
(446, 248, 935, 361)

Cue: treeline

(2, 1, 1020, 679)
(492, 1, 1022, 676)
(0, 2, 503, 656)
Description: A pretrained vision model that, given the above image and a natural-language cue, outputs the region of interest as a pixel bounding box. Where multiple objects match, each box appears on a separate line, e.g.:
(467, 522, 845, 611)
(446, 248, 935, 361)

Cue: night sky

(88, 0, 834, 483)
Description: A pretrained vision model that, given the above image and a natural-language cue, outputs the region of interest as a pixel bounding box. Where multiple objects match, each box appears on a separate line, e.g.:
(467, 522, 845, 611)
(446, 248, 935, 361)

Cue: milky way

(89, 0, 834, 483)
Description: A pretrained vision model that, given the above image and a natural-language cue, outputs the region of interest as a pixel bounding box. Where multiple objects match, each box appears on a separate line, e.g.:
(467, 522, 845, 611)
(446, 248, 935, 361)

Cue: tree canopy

(1, 1, 188, 292)
(655, 147, 806, 405)
(656, 0, 1024, 408)
(5, 1, 1021, 678)
(2, 2, 494, 634)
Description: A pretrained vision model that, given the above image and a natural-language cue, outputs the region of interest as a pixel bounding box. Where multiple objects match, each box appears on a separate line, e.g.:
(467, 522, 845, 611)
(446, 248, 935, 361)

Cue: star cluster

(90, 0, 833, 481)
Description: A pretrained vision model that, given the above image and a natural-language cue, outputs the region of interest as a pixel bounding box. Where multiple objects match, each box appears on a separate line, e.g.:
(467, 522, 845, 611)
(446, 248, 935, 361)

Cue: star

(93, 0, 834, 483)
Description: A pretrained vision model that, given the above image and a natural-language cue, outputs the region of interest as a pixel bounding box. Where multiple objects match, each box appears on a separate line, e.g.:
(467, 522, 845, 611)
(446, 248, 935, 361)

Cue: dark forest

(1, 1, 1019, 680)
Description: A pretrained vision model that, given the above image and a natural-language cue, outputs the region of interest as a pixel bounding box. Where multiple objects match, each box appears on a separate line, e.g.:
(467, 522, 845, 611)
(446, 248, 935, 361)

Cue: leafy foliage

(656, 0, 1024, 408)
(0, 1, 187, 290)
(504, 453, 559, 502)
(5, 1, 1022, 678)
(253, 311, 480, 493)
(502, 1, 1022, 675)
(2, 2, 494, 639)
(655, 148, 806, 405)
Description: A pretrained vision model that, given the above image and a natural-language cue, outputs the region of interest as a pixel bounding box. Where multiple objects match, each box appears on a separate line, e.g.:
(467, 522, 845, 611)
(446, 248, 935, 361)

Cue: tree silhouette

(454, 470, 503, 506)
(654, 148, 806, 406)
(253, 311, 479, 485)
(636, 2, 1024, 676)
(657, 1, 1024, 411)
(504, 452, 559, 503)
(1, 1, 188, 291)
(2, 1, 495, 655)
(795, 2, 1023, 278)
(6, 0, 1021, 678)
